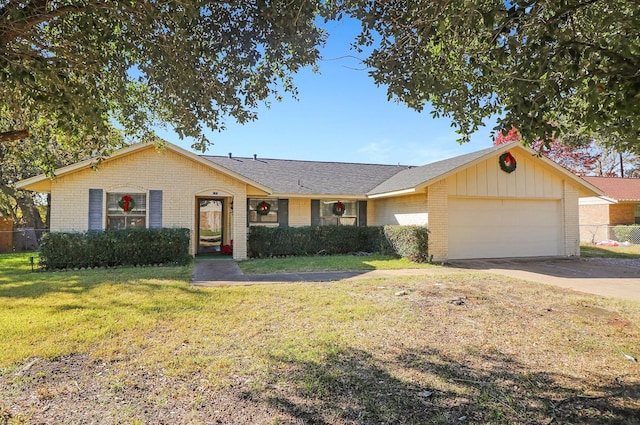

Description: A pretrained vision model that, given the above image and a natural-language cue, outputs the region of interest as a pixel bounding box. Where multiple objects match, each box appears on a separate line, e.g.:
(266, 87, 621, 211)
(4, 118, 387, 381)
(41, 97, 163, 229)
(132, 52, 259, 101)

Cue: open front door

(198, 199, 223, 255)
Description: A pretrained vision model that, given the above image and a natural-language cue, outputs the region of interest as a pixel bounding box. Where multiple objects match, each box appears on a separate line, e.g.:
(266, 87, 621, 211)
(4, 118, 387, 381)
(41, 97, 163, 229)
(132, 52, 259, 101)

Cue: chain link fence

(580, 225, 640, 245)
(0, 229, 49, 253)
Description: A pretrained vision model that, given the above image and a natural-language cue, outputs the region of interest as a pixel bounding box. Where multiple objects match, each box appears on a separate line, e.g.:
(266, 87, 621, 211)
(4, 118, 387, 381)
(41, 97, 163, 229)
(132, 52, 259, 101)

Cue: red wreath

(118, 195, 135, 212)
(499, 152, 517, 173)
(257, 201, 271, 215)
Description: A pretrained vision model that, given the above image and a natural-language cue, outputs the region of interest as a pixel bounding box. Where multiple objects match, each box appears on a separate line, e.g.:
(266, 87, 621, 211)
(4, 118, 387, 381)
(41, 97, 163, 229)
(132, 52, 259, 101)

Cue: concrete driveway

(449, 257, 640, 302)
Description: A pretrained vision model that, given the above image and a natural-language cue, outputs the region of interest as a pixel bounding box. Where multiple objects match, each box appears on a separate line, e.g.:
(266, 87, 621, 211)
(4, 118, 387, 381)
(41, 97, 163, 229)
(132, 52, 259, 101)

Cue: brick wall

(371, 192, 428, 225)
(609, 203, 635, 225)
(579, 204, 609, 242)
(288, 198, 311, 227)
(563, 181, 580, 256)
(50, 146, 250, 259)
(426, 180, 448, 262)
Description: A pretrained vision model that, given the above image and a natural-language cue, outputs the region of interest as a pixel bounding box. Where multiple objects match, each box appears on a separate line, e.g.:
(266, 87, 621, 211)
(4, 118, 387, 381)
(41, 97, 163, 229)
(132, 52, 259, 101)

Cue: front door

(198, 199, 223, 255)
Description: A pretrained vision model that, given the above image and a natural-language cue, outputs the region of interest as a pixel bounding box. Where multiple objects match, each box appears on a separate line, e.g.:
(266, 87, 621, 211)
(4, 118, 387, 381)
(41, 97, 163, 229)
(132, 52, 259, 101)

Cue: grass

(581, 243, 640, 258)
(1, 251, 639, 424)
(238, 254, 439, 274)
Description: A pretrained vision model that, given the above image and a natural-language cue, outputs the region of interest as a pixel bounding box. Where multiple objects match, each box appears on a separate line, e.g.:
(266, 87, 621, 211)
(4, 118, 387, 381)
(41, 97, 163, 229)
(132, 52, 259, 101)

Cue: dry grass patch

(1, 253, 639, 424)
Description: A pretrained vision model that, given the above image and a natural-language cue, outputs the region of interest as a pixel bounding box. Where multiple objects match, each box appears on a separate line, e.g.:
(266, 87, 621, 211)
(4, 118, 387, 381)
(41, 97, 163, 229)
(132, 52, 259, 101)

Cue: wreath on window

(256, 200, 271, 215)
(118, 195, 135, 212)
(499, 152, 517, 174)
(332, 201, 346, 216)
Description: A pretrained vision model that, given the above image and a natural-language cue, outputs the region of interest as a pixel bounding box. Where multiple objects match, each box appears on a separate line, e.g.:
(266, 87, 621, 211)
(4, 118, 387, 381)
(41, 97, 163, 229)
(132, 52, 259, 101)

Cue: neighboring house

(16, 141, 601, 261)
(579, 176, 640, 243)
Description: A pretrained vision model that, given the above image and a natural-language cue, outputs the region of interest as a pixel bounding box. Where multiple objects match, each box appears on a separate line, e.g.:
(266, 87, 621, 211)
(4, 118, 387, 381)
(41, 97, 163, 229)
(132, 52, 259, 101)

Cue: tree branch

(0, 129, 30, 143)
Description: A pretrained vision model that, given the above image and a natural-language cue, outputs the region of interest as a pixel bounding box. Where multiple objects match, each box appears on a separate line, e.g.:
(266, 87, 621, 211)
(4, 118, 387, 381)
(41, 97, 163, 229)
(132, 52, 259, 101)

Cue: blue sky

(158, 19, 498, 166)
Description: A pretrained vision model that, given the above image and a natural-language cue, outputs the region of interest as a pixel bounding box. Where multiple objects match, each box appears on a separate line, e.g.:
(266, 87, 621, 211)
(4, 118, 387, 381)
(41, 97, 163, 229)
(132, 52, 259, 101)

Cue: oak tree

(1, 0, 324, 151)
(326, 0, 640, 151)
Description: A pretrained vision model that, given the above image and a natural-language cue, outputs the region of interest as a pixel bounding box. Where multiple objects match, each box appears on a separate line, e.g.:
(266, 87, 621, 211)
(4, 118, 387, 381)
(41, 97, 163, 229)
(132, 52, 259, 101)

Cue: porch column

(563, 181, 580, 256)
(427, 179, 449, 262)
(233, 194, 247, 260)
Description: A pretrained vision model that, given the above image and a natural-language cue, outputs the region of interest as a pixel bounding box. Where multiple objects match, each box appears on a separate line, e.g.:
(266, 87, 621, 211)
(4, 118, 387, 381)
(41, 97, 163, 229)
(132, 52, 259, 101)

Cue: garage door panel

(448, 198, 562, 259)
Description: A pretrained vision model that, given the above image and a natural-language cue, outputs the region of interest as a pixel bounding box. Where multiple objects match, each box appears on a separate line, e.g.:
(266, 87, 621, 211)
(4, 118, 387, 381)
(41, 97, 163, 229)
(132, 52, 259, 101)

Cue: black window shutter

(358, 201, 368, 227)
(149, 190, 163, 228)
(278, 199, 289, 227)
(246, 200, 250, 227)
(88, 189, 103, 231)
(311, 200, 320, 226)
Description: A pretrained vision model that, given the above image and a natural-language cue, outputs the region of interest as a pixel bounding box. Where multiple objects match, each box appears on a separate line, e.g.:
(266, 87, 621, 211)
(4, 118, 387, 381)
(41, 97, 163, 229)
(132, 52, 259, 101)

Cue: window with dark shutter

(88, 189, 103, 231)
(149, 190, 163, 229)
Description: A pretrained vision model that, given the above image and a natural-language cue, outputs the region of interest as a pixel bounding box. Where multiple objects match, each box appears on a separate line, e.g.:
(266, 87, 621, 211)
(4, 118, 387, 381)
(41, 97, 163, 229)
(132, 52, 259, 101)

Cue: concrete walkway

(191, 257, 640, 302)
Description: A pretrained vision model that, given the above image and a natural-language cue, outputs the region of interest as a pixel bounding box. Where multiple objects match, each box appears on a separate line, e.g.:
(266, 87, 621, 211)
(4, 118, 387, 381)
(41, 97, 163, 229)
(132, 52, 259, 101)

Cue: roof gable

(16, 142, 272, 193)
(582, 176, 640, 201)
(368, 145, 502, 196)
(368, 142, 602, 198)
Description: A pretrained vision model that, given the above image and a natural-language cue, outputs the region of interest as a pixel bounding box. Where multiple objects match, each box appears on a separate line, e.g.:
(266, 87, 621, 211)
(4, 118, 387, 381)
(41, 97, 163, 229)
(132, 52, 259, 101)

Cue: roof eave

(367, 188, 417, 199)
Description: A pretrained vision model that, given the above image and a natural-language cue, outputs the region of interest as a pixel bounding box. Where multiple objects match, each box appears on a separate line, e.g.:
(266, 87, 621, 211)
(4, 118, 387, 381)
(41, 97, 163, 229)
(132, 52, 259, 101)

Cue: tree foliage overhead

(0, 105, 123, 226)
(1, 0, 324, 150)
(325, 0, 640, 151)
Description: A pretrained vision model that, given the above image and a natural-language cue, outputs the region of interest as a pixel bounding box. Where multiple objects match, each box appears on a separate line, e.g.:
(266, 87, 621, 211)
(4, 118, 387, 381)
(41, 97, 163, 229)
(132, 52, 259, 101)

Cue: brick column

(563, 181, 579, 256)
(233, 190, 247, 260)
(427, 179, 449, 262)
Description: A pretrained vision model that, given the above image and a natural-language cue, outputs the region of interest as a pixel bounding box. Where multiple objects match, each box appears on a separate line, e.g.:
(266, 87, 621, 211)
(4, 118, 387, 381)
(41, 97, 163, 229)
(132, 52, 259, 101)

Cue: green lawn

(581, 243, 640, 258)
(238, 254, 439, 274)
(1, 252, 639, 424)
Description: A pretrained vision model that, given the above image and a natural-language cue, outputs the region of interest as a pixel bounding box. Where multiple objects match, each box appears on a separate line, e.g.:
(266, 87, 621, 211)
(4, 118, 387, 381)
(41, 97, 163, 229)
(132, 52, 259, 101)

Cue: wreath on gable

(499, 152, 517, 174)
(332, 201, 346, 216)
(118, 195, 135, 212)
(256, 200, 271, 215)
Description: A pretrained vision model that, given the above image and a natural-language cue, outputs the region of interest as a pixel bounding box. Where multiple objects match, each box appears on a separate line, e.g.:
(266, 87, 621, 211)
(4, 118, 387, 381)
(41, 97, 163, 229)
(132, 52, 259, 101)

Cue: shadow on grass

(0, 266, 192, 299)
(245, 347, 640, 424)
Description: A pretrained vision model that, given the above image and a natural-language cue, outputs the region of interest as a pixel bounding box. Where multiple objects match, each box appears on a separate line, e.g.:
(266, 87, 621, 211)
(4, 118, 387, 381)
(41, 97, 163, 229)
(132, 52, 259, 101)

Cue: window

(248, 199, 278, 224)
(106, 193, 146, 230)
(320, 200, 357, 226)
(635, 205, 640, 225)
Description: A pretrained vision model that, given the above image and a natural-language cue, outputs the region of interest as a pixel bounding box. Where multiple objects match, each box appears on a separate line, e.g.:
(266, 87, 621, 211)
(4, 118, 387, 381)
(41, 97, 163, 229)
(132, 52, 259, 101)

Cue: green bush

(383, 225, 430, 263)
(39, 228, 191, 270)
(247, 225, 429, 261)
(248, 226, 395, 258)
(613, 225, 640, 243)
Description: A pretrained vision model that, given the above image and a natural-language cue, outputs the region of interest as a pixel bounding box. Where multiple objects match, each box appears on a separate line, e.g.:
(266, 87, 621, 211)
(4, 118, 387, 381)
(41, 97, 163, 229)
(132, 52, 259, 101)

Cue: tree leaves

(1, 0, 325, 151)
(323, 0, 640, 152)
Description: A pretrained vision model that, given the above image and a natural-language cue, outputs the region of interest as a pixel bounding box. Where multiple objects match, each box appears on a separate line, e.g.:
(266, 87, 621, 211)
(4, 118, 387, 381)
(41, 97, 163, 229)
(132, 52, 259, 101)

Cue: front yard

(1, 252, 639, 424)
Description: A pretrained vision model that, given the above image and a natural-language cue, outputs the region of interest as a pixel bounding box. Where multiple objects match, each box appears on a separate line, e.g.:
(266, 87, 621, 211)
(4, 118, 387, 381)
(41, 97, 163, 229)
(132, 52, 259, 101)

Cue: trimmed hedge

(384, 225, 430, 263)
(39, 228, 191, 270)
(613, 225, 640, 243)
(247, 225, 429, 262)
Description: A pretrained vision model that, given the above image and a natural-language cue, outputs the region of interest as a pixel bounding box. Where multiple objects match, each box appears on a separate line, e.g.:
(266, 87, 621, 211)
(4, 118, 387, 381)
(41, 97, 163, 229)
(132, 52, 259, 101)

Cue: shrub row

(613, 225, 640, 243)
(39, 228, 191, 270)
(247, 225, 430, 262)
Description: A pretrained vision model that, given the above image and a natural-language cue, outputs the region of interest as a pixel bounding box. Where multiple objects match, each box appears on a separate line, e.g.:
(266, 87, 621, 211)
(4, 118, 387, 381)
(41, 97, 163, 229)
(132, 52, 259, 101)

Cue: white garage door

(448, 198, 563, 259)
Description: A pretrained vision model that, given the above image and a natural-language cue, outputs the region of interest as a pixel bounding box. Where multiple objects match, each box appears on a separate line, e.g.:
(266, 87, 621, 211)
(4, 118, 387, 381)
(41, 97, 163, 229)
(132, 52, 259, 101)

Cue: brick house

(579, 177, 640, 243)
(17, 141, 601, 261)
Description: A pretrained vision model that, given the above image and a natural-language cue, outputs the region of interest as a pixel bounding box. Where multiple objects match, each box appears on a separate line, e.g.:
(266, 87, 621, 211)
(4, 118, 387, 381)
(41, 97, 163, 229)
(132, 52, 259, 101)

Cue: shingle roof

(367, 145, 503, 195)
(201, 155, 408, 195)
(581, 176, 640, 201)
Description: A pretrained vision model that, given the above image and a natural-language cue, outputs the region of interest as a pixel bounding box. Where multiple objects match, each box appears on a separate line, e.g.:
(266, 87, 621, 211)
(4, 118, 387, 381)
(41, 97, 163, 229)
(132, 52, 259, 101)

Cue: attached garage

(448, 198, 563, 259)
